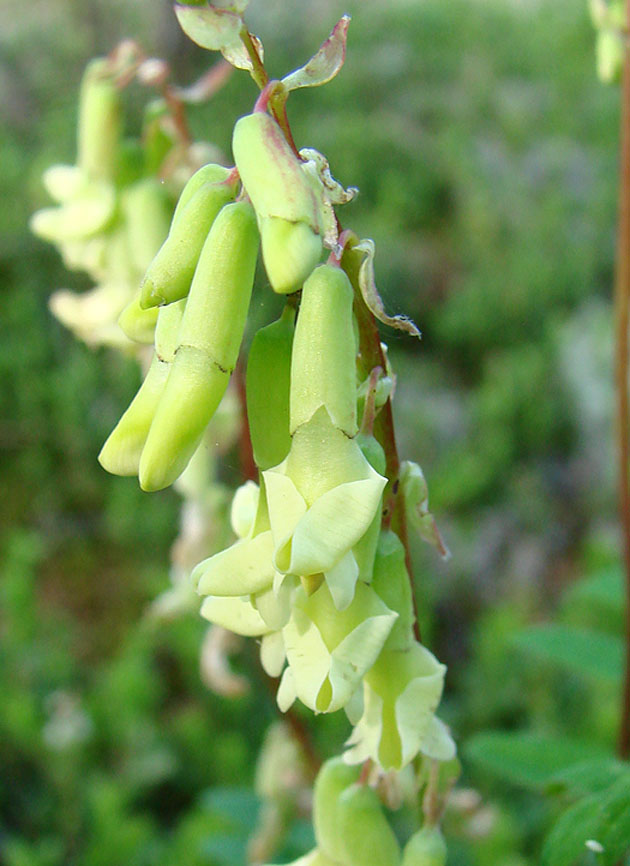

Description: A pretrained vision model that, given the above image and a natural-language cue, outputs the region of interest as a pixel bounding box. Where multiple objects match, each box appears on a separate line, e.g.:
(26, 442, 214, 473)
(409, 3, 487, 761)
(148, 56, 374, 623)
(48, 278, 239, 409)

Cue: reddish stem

(234, 361, 257, 483)
(341, 241, 422, 644)
(616, 0, 630, 761)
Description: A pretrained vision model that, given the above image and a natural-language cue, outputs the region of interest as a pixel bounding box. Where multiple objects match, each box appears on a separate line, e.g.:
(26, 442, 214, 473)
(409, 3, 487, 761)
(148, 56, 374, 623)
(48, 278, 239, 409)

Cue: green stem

(616, 0, 630, 761)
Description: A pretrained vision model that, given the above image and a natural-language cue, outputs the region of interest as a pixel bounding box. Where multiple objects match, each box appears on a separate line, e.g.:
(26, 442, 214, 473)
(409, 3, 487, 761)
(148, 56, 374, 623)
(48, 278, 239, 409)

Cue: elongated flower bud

(139, 199, 259, 491)
(117, 294, 159, 345)
(401, 827, 447, 866)
(140, 165, 238, 308)
(77, 59, 122, 181)
(336, 784, 401, 866)
(290, 264, 357, 436)
(313, 758, 361, 860)
(98, 300, 185, 475)
(116, 178, 172, 344)
(121, 178, 172, 275)
(246, 306, 295, 470)
(233, 112, 323, 293)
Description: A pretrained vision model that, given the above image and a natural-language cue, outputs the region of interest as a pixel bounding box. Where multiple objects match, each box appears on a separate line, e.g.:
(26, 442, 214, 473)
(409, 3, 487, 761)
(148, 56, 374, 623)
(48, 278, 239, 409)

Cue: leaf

(548, 758, 630, 797)
(221, 32, 264, 72)
(174, 4, 242, 51)
(465, 732, 610, 789)
(565, 567, 623, 616)
(353, 239, 421, 338)
(542, 775, 630, 866)
(511, 624, 623, 683)
(282, 15, 351, 91)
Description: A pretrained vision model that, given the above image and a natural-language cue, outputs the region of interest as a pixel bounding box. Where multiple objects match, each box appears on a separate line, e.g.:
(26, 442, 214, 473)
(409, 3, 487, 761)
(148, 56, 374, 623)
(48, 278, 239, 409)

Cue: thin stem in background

(616, 0, 630, 761)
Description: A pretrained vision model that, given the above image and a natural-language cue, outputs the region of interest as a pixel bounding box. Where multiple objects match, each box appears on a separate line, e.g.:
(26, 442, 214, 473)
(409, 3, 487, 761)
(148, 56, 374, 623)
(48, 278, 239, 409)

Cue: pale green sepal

(200, 595, 271, 637)
(260, 631, 286, 678)
(193, 531, 275, 597)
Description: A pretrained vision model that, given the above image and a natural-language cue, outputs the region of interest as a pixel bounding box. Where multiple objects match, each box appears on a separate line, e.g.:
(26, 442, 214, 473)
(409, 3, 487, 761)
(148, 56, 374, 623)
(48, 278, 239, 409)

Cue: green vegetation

(1, 0, 628, 863)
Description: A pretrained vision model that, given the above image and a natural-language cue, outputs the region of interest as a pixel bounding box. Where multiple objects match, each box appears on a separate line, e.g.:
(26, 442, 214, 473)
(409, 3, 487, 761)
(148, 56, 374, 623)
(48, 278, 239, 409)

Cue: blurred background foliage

(1, 0, 628, 863)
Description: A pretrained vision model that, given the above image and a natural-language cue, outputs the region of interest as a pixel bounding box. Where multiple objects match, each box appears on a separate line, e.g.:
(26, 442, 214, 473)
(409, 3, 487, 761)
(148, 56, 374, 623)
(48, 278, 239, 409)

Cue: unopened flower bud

(232, 111, 324, 293)
(290, 264, 358, 436)
(139, 199, 259, 491)
(77, 59, 122, 181)
(313, 757, 361, 860)
(401, 827, 447, 866)
(246, 306, 295, 470)
(140, 164, 239, 308)
(336, 783, 401, 866)
(98, 300, 185, 476)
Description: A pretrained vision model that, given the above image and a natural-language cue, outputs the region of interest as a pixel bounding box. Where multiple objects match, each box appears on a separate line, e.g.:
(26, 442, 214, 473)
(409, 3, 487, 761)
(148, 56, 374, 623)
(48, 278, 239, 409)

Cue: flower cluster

(34, 17, 458, 865)
(90, 93, 455, 773)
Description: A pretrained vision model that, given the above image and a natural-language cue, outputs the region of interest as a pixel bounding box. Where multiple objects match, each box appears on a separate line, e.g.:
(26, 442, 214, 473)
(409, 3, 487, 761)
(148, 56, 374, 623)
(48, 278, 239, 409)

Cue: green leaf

(282, 16, 351, 91)
(465, 732, 610, 789)
(565, 567, 623, 616)
(511, 624, 623, 682)
(174, 4, 243, 51)
(548, 758, 630, 797)
(542, 775, 630, 866)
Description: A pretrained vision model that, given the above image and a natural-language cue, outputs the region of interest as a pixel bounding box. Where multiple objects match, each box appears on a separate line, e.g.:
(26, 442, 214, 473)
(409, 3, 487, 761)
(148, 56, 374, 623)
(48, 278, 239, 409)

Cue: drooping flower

(277, 580, 396, 715)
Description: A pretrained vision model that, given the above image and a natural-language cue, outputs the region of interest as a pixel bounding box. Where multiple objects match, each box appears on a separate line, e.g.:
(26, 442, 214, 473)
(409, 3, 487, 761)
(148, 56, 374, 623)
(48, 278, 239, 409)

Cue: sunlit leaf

(282, 15, 351, 91)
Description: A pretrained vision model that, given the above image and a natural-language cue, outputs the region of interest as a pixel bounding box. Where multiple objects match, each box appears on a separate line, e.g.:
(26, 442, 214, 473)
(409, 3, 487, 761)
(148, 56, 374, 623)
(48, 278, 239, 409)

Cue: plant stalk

(616, 0, 630, 761)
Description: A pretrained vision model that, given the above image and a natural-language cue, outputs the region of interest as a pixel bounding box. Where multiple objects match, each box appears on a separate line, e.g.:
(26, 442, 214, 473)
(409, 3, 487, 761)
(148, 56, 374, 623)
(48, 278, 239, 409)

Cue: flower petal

(419, 715, 456, 762)
(260, 631, 286, 678)
(324, 549, 358, 611)
(193, 531, 276, 597)
(263, 464, 308, 571)
(277, 666, 298, 712)
(200, 595, 271, 636)
(230, 480, 259, 538)
(288, 471, 386, 576)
